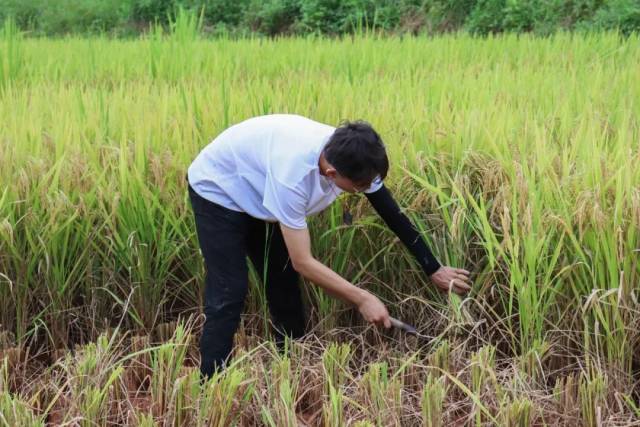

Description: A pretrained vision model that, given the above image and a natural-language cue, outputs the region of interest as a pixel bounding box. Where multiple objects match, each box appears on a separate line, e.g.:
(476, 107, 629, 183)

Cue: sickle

(389, 316, 418, 334)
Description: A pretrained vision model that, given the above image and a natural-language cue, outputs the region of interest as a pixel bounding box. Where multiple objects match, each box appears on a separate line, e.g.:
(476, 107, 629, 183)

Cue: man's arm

(279, 224, 392, 328)
(364, 184, 471, 294)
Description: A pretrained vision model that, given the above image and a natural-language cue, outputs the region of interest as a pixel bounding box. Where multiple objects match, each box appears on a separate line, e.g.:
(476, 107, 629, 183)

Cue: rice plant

(0, 18, 639, 425)
(420, 373, 446, 427)
(498, 397, 534, 427)
(0, 359, 45, 427)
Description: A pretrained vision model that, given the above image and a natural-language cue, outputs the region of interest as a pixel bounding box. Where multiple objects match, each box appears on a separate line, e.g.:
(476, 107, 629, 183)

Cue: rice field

(1, 14, 640, 426)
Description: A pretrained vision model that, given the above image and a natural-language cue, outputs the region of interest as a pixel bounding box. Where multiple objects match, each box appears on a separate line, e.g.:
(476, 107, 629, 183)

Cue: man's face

(329, 171, 371, 194)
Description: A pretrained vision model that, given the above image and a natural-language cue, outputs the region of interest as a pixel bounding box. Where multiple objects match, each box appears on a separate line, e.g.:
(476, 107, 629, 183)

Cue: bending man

(186, 114, 471, 379)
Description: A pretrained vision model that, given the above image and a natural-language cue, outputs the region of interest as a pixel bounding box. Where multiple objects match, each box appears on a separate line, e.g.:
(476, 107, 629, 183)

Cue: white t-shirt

(187, 114, 383, 229)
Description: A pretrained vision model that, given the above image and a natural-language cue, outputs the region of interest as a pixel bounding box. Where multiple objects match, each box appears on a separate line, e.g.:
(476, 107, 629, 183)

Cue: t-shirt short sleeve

(262, 176, 308, 229)
(363, 175, 384, 194)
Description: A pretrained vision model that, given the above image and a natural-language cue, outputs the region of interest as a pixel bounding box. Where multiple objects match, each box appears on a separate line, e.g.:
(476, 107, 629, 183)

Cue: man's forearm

(295, 258, 368, 306)
(365, 184, 441, 275)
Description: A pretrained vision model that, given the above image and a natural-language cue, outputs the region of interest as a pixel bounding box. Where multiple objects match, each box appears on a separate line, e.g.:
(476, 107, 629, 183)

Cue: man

(187, 114, 471, 379)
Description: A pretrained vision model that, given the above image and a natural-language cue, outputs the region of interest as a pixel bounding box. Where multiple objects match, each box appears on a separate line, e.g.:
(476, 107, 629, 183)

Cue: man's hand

(357, 292, 391, 329)
(431, 266, 472, 295)
(279, 224, 392, 330)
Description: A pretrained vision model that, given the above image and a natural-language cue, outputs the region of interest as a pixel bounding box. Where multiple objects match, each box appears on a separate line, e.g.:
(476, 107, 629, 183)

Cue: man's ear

(324, 168, 337, 179)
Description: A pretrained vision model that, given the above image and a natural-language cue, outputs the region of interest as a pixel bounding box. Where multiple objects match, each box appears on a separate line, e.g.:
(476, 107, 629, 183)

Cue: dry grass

(2, 317, 639, 426)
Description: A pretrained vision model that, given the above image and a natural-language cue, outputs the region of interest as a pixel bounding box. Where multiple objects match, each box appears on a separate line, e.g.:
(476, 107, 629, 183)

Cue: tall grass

(0, 17, 638, 422)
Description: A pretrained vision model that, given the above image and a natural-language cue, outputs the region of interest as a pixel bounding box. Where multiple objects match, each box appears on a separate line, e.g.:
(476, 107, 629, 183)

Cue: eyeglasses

(334, 172, 370, 193)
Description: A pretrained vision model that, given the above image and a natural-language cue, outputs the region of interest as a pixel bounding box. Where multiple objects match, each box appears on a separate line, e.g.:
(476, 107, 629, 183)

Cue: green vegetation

(0, 17, 639, 425)
(0, 0, 639, 36)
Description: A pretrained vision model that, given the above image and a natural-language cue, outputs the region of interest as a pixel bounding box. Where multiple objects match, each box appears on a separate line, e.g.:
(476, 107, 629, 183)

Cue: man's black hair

(323, 120, 389, 186)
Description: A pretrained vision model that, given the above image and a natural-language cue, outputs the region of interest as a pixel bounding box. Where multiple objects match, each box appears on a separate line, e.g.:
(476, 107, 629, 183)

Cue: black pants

(187, 182, 306, 379)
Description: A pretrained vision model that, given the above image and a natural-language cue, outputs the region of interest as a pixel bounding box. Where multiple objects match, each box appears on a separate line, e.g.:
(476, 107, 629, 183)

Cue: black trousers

(187, 182, 306, 379)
